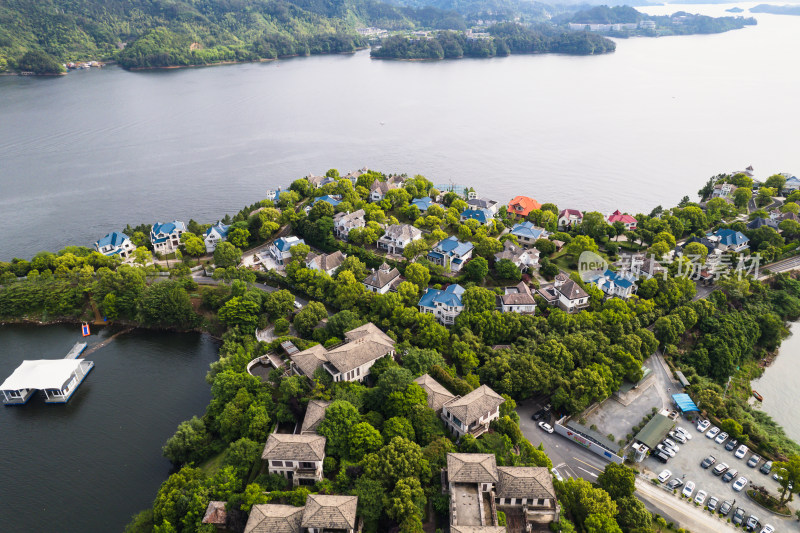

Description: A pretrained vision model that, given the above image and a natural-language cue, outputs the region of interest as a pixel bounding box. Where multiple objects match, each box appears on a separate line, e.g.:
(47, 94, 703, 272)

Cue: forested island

(559, 5, 756, 37)
(4, 167, 800, 532)
(750, 4, 800, 16)
(371, 23, 615, 59)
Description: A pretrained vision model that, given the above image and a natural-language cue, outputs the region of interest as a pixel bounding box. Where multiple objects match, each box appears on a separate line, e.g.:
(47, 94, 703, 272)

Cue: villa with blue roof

(314, 195, 342, 208)
(782, 175, 800, 193)
(419, 284, 465, 325)
(269, 236, 306, 266)
(150, 221, 186, 255)
(204, 222, 230, 253)
(510, 221, 548, 246)
(411, 197, 434, 212)
(460, 208, 494, 226)
(586, 269, 638, 299)
(94, 231, 135, 260)
(708, 229, 750, 253)
(428, 236, 474, 272)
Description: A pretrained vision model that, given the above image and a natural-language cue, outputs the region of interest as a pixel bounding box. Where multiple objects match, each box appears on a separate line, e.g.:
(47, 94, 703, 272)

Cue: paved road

(635, 477, 738, 532)
(760, 254, 800, 279)
(517, 400, 611, 482)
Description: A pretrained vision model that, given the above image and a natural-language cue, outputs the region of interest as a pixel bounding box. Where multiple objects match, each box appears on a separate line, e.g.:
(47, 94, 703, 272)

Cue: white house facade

(150, 221, 186, 255)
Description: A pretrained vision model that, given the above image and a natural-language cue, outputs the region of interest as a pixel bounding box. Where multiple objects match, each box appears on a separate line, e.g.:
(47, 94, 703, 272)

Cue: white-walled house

(510, 221, 548, 246)
(150, 221, 186, 255)
(377, 224, 423, 255)
(419, 284, 465, 325)
(427, 236, 474, 272)
(497, 282, 536, 314)
(363, 262, 402, 294)
(556, 279, 590, 313)
(245, 496, 358, 533)
(204, 222, 230, 253)
(262, 433, 326, 486)
(94, 231, 135, 259)
(290, 323, 395, 383)
(369, 180, 394, 202)
(586, 269, 637, 299)
(305, 251, 346, 276)
(441, 385, 504, 437)
(333, 209, 366, 239)
(494, 240, 540, 272)
(558, 209, 583, 229)
(268, 236, 305, 265)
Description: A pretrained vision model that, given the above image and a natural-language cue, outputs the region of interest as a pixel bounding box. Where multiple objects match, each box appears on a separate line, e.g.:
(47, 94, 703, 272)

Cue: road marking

(578, 467, 598, 478)
(572, 456, 604, 473)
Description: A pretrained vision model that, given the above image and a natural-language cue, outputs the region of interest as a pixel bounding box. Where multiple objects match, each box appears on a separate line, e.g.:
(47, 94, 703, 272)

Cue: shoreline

(125, 48, 366, 72)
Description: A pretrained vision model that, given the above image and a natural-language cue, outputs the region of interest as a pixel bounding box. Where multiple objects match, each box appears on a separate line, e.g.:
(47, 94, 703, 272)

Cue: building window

(272, 461, 283, 467)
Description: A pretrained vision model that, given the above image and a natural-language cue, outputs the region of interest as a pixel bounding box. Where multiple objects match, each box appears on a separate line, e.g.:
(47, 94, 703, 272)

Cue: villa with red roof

(558, 209, 583, 229)
(506, 196, 542, 219)
(607, 210, 637, 230)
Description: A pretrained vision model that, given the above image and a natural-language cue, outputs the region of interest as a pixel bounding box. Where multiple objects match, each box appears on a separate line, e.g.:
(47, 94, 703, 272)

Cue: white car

(676, 426, 693, 440)
(669, 431, 687, 444)
(697, 419, 711, 432)
(735, 444, 749, 459)
(538, 422, 554, 434)
(682, 481, 695, 498)
(760, 524, 775, 533)
(715, 431, 729, 444)
(657, 444, 676, 458)
(733, 476, 748, 491)
(551, 468, 564, 482)
(706, 426, 720, 439)
(658, 469, 672, 483)
(694, 490, 708, 505)
(663, 439, 680, 452)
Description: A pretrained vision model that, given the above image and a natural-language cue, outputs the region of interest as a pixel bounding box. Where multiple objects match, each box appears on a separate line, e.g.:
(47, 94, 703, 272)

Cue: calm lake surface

(0, 324, 218, 532)
(1, 2, 799, 261)
(752, 322, 800, 443)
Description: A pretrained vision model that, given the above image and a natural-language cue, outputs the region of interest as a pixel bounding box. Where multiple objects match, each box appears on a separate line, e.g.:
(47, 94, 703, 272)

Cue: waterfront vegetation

(3, 168, 800, 531)
(371, 23, 615, 59)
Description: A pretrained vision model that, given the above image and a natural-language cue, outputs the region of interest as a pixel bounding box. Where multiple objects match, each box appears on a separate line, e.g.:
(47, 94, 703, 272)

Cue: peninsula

(4, 166, 800, 533)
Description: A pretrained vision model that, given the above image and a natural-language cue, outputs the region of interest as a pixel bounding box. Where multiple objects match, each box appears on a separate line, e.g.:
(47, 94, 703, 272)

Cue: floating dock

(1, 343, 94, 406)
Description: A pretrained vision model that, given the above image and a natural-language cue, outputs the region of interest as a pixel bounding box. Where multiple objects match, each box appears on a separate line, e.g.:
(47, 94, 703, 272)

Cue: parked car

(713, 463, 729, 476)
(293, 300, 302, 309)
(701, 455, 717, 469)
(746, 515, 760, 532)
(773, 472, 783, 481)
(654, 451, 670, 464)
(694, 490, 708, 505)
(748, 454, 762, 468)
(733, 476, 749, 491)
(657, 444, 676, 458)
(707, 496, 719, 512)
(697, 419, 711, 432)
(682, 481, 695, 498)
(722, 469, 739, 483)
(715, 431, 729, 444)
(760, 461, 773, 475)
(676, 426, 693, 440)
(759, 524, 775, 533)
(663, 439, 680, 452)
(666, 478, 684, 490)
(732, 507, 746, 525)
(719, 500, 734, 516)
(532, 409, 547, 421)
(706, 426, 720, 439)
(551, 468, 563, 482)
(735, 444, 749, 459)
(538, 422, 554, 434)
(725, 438, 739, 452)
(658, 469, 672, 483)
(669, 431, 687, 444)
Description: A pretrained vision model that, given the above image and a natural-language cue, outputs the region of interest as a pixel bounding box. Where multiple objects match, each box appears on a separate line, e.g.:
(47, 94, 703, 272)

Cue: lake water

(752, 322, 800, 444)
(0, 324, 218, 532)
(1, 2, 799, 261)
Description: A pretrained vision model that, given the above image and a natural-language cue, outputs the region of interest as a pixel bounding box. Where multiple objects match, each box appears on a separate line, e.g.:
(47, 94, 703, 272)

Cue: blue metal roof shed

(672, 393, 699, 413)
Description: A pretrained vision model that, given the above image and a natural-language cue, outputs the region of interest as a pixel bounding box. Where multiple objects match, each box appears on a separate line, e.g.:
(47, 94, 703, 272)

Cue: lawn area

(199, 450, 226, 476)
(550, 250, 577, 274)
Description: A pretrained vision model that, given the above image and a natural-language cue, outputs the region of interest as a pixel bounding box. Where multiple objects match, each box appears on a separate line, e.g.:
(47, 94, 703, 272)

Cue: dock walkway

(64, 342, 88, 359)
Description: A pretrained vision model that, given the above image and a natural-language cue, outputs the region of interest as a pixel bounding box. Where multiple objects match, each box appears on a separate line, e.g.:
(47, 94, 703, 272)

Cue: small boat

(752, 390, 764, 402)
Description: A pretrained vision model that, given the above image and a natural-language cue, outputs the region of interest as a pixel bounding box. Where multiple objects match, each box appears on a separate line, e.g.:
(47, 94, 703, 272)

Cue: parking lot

(644, 419, 793, 531)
